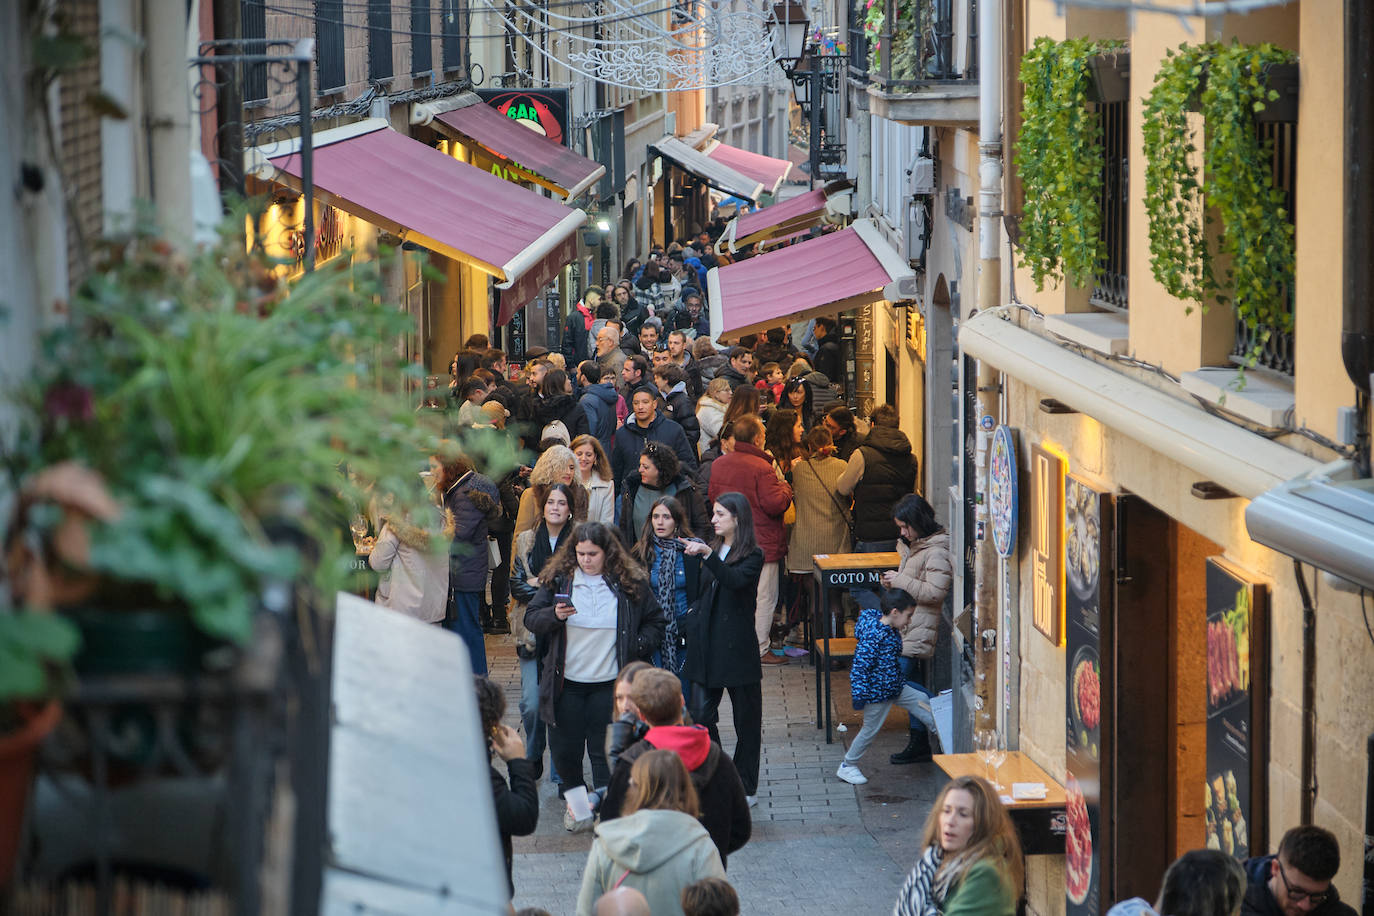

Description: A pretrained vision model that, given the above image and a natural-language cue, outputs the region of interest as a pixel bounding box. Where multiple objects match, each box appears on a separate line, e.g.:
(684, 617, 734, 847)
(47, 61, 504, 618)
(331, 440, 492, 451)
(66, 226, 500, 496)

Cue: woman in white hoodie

(571, 434, 616, 526)
(576, 750, 726, 916)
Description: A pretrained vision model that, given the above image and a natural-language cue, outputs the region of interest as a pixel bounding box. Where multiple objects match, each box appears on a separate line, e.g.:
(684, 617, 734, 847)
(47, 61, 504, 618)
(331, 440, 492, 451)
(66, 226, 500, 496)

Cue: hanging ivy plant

(1142, 40, 1297, 352)
(1016, 37, 1126, 291)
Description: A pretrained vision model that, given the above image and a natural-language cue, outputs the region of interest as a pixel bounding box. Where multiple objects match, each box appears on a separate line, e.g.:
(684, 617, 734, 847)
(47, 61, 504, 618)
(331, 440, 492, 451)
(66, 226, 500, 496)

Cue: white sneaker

(746, 795, 758, 808)
(836, 763, 868, 785)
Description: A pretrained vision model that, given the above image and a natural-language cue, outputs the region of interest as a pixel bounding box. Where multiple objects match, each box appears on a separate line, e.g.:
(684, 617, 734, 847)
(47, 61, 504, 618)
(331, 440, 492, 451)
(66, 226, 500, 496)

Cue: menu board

(1065, 476, 1111, 916)
(1204, 559, 1268, 860)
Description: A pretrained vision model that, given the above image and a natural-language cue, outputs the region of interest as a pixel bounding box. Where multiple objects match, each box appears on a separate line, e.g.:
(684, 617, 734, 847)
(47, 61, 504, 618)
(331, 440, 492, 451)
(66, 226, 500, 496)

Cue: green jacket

(943, 860, 1017, 916)
(576, 809, 725, 916)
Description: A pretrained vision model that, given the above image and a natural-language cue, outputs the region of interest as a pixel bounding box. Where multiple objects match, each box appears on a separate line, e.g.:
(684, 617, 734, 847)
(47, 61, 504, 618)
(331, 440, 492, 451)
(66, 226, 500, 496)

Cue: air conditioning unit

(907, 155, 935, 196)
(885, 275, 922, 301)
(901, 197, 930, 266)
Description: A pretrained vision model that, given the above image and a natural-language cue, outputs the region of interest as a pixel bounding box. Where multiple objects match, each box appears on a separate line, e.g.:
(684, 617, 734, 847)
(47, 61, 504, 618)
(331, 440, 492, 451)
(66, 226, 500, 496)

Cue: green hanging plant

(1142, 40, 1297, 355)
(1015, 37, 1127, 291)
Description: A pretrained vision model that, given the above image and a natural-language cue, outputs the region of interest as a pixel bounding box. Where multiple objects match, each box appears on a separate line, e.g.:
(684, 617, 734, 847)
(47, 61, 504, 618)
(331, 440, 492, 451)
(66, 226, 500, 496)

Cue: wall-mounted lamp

(1038, 398, 1078, 415)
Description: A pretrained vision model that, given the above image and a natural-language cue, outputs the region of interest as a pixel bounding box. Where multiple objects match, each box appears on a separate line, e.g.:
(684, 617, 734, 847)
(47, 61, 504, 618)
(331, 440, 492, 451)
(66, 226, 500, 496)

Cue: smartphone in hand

(554, 593, 572, 604)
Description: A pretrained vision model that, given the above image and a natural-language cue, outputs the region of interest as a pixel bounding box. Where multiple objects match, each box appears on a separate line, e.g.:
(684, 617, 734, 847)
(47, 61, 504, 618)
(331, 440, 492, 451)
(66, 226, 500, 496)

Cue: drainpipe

(972, 0, 1003, 729)
(1344, 0, 1373, 477)
(1293, 561, 1317, 823)
(144, 0, 193, 244)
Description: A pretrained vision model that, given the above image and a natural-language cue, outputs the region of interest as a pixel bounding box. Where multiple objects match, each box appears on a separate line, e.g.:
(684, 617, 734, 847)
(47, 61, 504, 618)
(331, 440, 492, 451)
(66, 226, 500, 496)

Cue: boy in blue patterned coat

(836, 589, 940, 785)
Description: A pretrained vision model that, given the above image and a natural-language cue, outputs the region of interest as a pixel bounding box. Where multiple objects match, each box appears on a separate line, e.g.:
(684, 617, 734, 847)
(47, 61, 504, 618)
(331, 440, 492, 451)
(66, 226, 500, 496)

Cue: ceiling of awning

(649, 135, 764, 202)
(720, 178, 853, 253)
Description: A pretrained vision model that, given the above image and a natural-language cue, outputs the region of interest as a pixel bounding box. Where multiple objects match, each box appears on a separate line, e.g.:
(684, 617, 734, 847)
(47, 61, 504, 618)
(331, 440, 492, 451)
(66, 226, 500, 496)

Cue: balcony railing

(865, 0, 975, 91)
(848, 0, 868, 81)
(1231, 119, 1296, 376)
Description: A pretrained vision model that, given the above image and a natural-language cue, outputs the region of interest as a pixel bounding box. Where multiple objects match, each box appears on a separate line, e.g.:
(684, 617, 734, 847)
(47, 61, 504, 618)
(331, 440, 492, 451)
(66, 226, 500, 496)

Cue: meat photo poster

(1065, 477, 1111, 916)
(1204, 559, 1268, 860)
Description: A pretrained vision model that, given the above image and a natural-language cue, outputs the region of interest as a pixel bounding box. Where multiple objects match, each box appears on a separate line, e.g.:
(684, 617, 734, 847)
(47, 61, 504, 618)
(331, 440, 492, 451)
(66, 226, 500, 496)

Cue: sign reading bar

(476, 88, 570, 146)
(1030, 443, 1065, 645)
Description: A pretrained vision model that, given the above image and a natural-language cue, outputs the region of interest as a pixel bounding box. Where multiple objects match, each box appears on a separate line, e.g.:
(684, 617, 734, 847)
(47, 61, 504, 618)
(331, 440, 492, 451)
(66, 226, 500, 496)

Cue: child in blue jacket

(836, 589, 940, 785)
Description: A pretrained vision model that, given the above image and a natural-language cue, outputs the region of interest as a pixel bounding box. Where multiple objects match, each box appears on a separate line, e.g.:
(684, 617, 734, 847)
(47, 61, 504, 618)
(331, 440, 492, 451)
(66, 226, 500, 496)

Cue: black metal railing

(868, 0, 972, 91)
(813, 53, 848, 180)
(315, 0, 346, 92)
(412, 0, 432, 74)
(1232, 119, 1297, 375)
(1091, 99, 1129, 310)
(848, 0, 868, 80)
(368, 0, 393, 81)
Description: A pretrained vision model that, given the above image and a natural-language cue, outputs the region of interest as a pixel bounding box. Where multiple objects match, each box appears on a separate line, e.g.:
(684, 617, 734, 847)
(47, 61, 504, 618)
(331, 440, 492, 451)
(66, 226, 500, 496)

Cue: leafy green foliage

(5, 205, 499, 644)
(1142, 40, 1296, 347)
(1016, 37, 1126, 290)
(0, 613, 80, 702)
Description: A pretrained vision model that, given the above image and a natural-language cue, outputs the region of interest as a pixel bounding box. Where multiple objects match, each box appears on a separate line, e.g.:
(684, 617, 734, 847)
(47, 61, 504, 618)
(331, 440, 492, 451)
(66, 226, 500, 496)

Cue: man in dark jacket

(561, 286, 603, 367)
(442, 457, 501, 675)
(752, 327, 799, 374)
(653, 364, 700, 458)
(610, 386, 699, 491)
(717, 347, 755, 392)
(838, 404, 916, 552)
(692, 337, 728, 384)
(1241, 826, 1356, 916)
(578, 359, 618, 454)
(707, 415, 792, 663)
(598, 669, 751, 868)
(812, 316, 843, 385)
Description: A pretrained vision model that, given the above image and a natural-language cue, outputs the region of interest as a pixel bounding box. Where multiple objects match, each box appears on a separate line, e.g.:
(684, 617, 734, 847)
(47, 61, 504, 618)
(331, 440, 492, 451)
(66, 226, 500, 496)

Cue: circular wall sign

(989, 425, 1018, 558)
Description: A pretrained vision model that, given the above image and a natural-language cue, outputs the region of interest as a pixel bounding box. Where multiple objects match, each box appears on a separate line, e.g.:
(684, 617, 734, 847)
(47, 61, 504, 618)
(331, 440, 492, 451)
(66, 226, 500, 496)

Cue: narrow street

(489, 635, 948, 915)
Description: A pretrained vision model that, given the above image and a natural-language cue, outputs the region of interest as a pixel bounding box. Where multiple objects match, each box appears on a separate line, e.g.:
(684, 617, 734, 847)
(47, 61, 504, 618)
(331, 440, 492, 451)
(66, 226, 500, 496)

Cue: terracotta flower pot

(0, 700, 61, 886)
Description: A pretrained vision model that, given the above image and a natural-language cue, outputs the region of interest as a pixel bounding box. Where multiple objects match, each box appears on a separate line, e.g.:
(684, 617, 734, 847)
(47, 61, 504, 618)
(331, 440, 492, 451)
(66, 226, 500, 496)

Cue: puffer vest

(852, 427, 917, 542)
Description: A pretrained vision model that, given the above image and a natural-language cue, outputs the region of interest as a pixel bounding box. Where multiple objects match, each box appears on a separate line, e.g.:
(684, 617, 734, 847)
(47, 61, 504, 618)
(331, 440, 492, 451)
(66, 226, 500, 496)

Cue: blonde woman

(369, 494, 455, 623)
(893, 775, 1024, 916)
(513, 444, 589, 535)
(696, 377, 732, 452)
(576, 750, 725, 916)
(571, 434, 616, 525)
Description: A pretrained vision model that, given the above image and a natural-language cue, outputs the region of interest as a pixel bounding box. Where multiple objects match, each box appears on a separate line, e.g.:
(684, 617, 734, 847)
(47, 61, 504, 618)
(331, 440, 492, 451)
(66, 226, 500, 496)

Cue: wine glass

(349, 514, 369, 548)
(988, 733, 1008, 792)
(974, 728, 997, 784)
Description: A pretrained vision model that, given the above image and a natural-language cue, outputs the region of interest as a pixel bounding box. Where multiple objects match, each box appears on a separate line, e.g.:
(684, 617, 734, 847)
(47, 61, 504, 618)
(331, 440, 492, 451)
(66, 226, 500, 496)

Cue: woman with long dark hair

(509, 482, 578, 782)
(781, 376, 815, 430)
(525, 522, 666, 804)
(893, 776, 1024, 916)
(764, 407, 803, 476)
(679, 492, 765, 804)
(719, 385, 761, 438)
(618, 441, 709, 546)
(633, 496, 701, 696)
(537, 368, 591, 441)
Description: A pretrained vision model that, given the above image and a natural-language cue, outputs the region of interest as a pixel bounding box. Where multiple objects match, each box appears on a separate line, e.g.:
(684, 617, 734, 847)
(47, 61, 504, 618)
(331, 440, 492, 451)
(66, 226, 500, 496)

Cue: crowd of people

(361, 238, 1361, 916)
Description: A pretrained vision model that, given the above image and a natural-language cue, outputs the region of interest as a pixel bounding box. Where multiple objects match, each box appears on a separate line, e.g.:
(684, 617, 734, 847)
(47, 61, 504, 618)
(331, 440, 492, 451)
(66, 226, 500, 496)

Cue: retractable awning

(425, 98, 606, 201)
(649, 136, 764, 203)
(251, 119, 585, 326)
(704, 140, 793, 197)
(717, 178, 853, 253)
(706, 219, 915, 340)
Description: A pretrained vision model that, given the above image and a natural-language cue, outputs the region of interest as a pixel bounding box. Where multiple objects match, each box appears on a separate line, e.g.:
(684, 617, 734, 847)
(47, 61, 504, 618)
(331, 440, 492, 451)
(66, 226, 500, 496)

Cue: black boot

(890, 727, 933, 765)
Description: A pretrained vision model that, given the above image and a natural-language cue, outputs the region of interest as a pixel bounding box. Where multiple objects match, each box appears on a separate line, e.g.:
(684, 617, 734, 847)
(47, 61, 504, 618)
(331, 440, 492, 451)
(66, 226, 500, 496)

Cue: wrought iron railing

(1091, 99, 1129, 310)
(848, 0, 868, 81)
(1231, 119, 1296, 376)
(867, 0, 975, 91)
(813, 53, 848, 181)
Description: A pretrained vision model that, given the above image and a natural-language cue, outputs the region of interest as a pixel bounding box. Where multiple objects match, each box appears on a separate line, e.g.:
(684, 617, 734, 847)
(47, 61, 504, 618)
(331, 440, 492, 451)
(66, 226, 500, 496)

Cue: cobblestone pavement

(487, 637, 949, 915)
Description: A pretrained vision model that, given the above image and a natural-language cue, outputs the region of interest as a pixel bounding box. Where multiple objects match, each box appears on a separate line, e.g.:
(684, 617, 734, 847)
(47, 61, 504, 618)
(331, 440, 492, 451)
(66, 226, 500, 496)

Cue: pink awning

(705, 141, 793, 197)
(719, 179, 853, 253)
(706, 219, 915, 340)
(433, 102, 606, 201)
(263, 122, 584, 325)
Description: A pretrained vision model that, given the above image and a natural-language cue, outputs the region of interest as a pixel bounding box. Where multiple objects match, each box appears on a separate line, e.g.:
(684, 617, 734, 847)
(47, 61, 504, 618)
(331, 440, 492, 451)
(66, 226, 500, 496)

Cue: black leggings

(690, 681, 763, 795)
(548, 679, 615, 793)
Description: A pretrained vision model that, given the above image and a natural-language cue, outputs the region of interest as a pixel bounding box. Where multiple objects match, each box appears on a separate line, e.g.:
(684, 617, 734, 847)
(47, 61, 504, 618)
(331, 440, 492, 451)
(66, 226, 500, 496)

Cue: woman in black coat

(524, 522, 666, 795)
(536, 369, 591, 441)
(618, 441, 709, 548)
(680, 491, 765, 800)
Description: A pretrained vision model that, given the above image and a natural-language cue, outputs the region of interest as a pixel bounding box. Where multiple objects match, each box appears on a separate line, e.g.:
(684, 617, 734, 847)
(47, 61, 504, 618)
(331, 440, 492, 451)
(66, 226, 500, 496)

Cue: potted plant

(0, 610, 79, 884)
(1, 209, 482, 671)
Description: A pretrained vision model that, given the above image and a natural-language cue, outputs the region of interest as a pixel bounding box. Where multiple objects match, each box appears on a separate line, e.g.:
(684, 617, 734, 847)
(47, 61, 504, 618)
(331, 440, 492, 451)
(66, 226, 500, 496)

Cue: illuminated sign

(476, 88, 570, 147)
(1031, 442, 1066, 645)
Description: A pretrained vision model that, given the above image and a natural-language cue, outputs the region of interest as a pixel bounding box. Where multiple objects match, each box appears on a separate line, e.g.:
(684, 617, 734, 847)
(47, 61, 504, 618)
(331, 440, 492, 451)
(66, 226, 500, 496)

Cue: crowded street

(2, 0, 1373, 915)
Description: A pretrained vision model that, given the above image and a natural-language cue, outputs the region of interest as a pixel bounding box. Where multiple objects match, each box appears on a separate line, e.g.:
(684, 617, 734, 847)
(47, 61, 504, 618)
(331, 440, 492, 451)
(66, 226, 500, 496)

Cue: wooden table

(934, 752, 1068, 855)
(810, 552, 901, 743)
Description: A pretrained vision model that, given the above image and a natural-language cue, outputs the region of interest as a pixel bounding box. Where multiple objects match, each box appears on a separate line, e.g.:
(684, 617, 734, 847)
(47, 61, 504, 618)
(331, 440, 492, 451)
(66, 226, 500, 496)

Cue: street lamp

(771, 2, 810, 79)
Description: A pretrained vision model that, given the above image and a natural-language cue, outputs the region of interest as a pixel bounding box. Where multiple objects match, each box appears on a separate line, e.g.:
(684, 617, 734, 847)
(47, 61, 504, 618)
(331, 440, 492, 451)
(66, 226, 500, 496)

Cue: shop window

(1090, 99, 1128, 311)
(316, 0, 346, 93)
(368, 0, 393, 82)
(1231, 120, 1296, 377)
(411, 0, 432, 75)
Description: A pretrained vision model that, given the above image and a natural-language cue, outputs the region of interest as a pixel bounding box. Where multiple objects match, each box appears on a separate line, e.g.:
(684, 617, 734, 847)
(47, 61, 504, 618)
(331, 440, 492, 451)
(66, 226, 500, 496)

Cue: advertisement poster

(1065, 476, 1111, 916)
(1204, 559, 1268, 860)
(476, 88, 570, 146)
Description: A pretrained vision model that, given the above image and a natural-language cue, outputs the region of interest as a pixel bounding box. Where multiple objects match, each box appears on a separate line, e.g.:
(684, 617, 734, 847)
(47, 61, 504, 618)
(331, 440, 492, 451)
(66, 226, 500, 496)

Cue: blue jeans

(519, 656, 554, 778)
(850, 538, 900, 611)
(445, 590, 487, 675)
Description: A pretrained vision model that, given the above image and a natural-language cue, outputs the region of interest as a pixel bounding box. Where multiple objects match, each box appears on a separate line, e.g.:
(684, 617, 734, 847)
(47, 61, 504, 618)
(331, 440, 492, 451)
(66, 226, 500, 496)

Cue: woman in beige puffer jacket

(880, 493, 953, 659)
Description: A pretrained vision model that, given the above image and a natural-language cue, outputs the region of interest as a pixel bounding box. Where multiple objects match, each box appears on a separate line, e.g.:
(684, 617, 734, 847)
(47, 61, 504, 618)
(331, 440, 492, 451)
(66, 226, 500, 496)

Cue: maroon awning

(434, 101, 606, 201)
(719, 179, 853, 253)
(262, 121, 584, 325)
(704, 141, 793, 197)
(706, 220, 915, 339)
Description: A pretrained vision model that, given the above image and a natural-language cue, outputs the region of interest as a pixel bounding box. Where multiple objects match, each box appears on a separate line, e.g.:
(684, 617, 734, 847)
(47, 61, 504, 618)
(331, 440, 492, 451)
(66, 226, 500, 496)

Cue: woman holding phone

(632, 496, 701, 698)
(525, 522, 666, 808)
(679, 492, 766, 805)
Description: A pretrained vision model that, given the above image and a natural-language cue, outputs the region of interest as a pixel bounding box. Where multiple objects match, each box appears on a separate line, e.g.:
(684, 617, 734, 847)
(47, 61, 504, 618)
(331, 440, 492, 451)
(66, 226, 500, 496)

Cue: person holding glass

(893, 775, 1024, 916)
(525, 522, 666, 802)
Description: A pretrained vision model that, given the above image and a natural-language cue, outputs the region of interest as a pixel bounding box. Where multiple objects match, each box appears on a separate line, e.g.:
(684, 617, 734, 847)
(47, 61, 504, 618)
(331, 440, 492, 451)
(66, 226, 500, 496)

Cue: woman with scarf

(632, 496, 701, 702)
(893, 775, 1023, 916)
